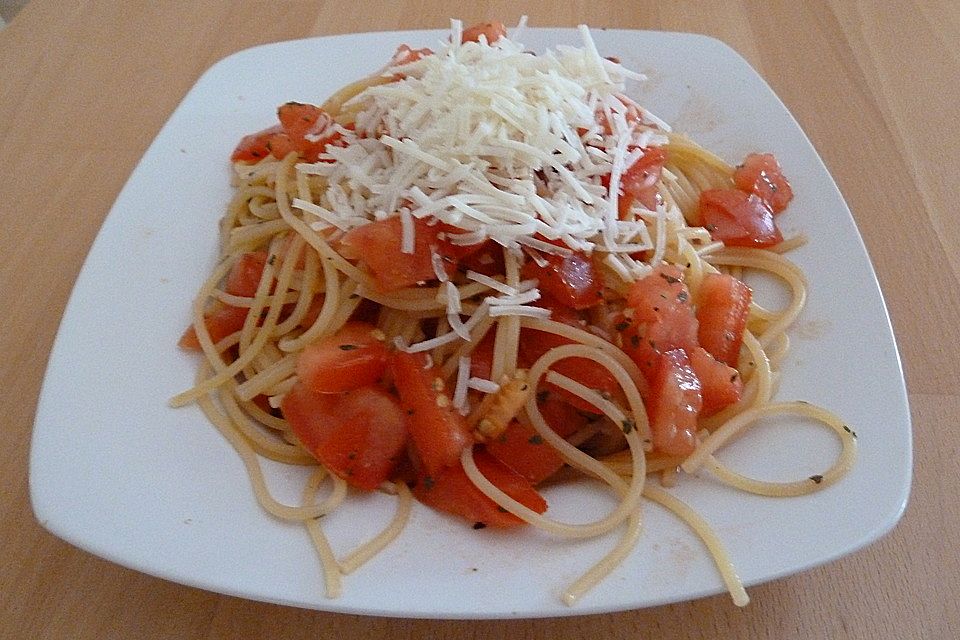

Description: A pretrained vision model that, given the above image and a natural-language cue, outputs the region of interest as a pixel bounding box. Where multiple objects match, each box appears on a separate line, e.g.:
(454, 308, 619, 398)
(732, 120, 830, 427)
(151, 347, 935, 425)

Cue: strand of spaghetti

(339, 482, 414, 575)
(234, 354, 298, 402)
(706, 249, 807, 349)
(683, 401, 858, 496)
(561, 509, 644, 606)
(238, 396, 290, 432)
(302, 468, 346, 599)
(490, 249, 522, 381)
(237, 233, 288, 352)
(273, 242, 320, 336)
(642, 483, 749, 606)
(189, 253, 242, 371)
(439, 316, 497, 379)
(361, 281, 491, 312)
(193, 363, 329, 520)
(228, 218, 290, 252)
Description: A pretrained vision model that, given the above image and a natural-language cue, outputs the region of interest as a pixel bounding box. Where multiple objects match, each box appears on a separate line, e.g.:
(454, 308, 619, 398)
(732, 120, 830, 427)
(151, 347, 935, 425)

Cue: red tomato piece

(647, 348, 701, 456)
(461, 21, 508, 44)
(281, 383, 408, 491)
(534, 389, 588, 439)
(413, 449, 547, 528)
(619, 147, 667, 213)
(688, 346, 742, 417)
(699, 189, 783, 248)
(296, 322, 389, 393)
(696, 272, 752, 367)
(485, 421, 565, 485)
(457, 240, 505, 277)
(341, 217, 452, 291)
(520, 248, 604, 310)
(468, 331, 497, 382)
(225, 251, 268, 298)
(620, 265, 699, 379)
(392, 351, 473, 475)
(231, 125, 290, 163)
(390, 44, 433, 66)
(178, 304, 249, 351)
(733, 153, 793, 214)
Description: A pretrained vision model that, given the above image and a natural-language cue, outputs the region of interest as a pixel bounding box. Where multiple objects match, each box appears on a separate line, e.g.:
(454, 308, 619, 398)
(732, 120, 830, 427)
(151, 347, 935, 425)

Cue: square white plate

(30, 27, 911, 618)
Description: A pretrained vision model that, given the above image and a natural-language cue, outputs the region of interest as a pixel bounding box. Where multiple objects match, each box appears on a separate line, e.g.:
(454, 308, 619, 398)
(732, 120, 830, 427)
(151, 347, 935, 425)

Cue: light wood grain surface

(2, 1, 957, 638)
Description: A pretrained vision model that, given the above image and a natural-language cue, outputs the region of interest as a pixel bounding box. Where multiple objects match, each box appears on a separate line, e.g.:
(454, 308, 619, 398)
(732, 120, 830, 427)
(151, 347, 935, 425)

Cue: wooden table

(2, 2, 957, 638)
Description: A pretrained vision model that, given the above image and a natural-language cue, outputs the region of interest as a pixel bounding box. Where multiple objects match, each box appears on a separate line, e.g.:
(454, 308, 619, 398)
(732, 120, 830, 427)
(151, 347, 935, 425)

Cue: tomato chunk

(699, 189, 783, 248)
(296, 322, 389, 393)
(688, 346, 742, 417)
(619, 147, 667, 213)
(225, 251, 268, 298)
(413, 450, 546, 528)
(485, 421, 565, 484)
(281, 383, 408, 491)
(392, 351, 473, 475)
(521, 248, 604, 310)
(341, 217, 452, 291)
(620, 265, 699, 379)
(178, 304, 249, 351)
(231, 103, 342, 164)
(231, 125, 288, 163)
(647, 348, 701, 456)
(696, 272, 752, 366)
(733, 153, 793, 214)
(461, 22, 508, 44)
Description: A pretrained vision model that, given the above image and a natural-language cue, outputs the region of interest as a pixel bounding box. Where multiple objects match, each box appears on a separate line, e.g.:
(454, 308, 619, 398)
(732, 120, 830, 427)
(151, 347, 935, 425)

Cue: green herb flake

(615, 321, 630, 332)
(473, 522, 487, 529)
(809, 474, 824, 484)
(528, 434, 544, 445)
(621, 419, 636, 434)
(338, 344, 360, 351)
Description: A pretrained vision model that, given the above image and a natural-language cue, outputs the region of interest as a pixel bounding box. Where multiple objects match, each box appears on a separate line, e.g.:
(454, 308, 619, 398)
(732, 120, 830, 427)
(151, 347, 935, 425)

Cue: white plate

(30, 28, 911, 618)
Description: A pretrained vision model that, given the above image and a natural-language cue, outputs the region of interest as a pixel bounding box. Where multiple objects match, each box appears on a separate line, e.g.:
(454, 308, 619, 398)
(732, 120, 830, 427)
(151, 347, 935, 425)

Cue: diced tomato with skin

(699, 189, 783, 248)
(231, 103, 343, 164)
(696, 272, 752, 367)
(225, 251, 268, 298)
(392, 351, 473, 475)
(461, 21, 508, 44)
(620, 265, 699, 379)
(281, 383, 408, 491)
(296, 322, 389, 393)
(520, 242, 604, 310)
(646, 348, 701, 456)
(458, 241, 505, 277)
(341, 217, 453, 291)
(485, 421, 565, 485)
(618, 147, 668, 214)
(413, 449, 546, 528)
(733, 153, 794, 214)
(688, 346, 742, 417)
(178, 304, 250, 351)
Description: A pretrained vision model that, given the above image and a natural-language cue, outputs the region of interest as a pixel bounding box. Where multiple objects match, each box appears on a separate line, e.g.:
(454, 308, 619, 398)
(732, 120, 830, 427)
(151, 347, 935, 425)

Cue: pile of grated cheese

(294, 20, 683, 283)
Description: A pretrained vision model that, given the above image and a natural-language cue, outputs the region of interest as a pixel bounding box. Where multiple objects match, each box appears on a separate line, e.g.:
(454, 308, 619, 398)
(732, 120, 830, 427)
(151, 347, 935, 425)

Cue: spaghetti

(173, 20, 857, 606)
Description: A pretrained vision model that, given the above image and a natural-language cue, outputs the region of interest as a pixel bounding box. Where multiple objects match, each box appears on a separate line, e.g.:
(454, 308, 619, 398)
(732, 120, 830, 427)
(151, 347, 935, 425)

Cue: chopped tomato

(392, 351, 473, 475)
(413, 449, 546, 528)
(231, 125, 288, 163)
(647, 348, 701, 456)
(520, 244, 603, 310)
(733, 153, 793, 214)
(696, 272, 752, 366)
(296, 322, 389, 393)
(620, 265, 699, 378)
(281, 383, 408, 491)
(178, 304, 249, 351)
(461, 21, 508, 44)
(688, 346, 742, 417)
(457, 240, 505, 277)
(485, 421, 565, 484)
(231, 103, 343, 164)
(699, 189, 783, 248)
(341, 216, 452, 291)
(619, 147, 667, 213)
(225, 251, 268, 298)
